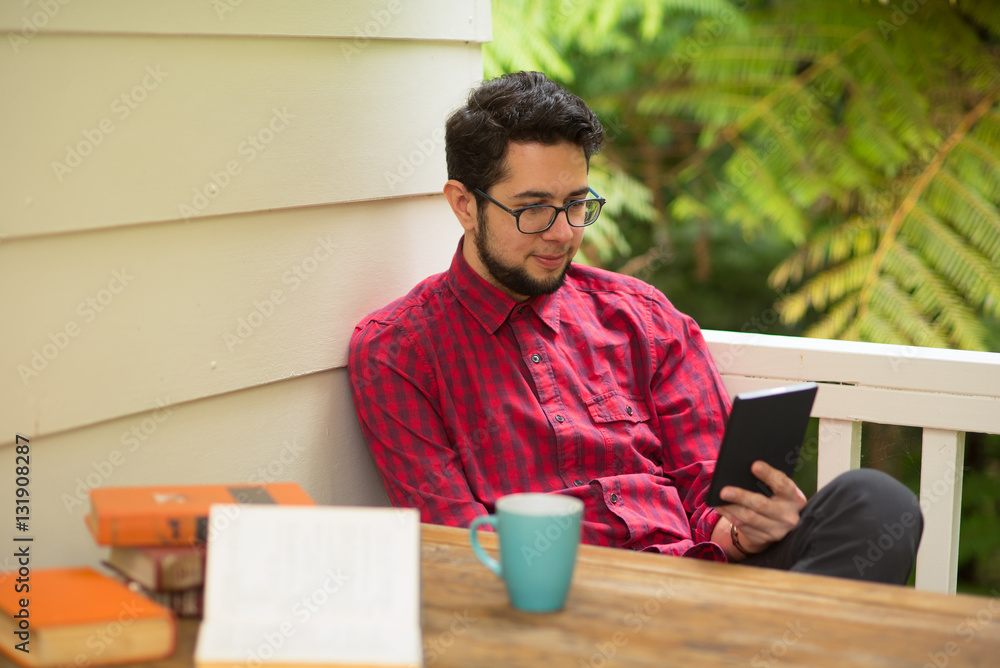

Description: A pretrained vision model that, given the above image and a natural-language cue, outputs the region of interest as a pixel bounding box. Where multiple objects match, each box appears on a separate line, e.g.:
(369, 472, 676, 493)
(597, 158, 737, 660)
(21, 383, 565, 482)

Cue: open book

(194, 505, 422, 668)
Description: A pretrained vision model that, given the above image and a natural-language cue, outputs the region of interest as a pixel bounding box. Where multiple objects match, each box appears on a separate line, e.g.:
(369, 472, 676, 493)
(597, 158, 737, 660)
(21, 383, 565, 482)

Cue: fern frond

(670, 193, 713, 222)
(904, 204, 1000, 313)
(883, 244, 992, 351)
(638, 87, 758, 124)
(485, 1, 574, 80)
(590, 158, 659, 223)
(770, 217, 879, 288)
(868, 277, 949, 348)
(951, 136, 1000, 202)
(804, 293, 859, 340)
(925, 168, 1000, 264)
(723, 141, 810, 242)
(777, 255, 871, 324)
(857, 306, 907, 346)
(582, 160, 661, 264)
(954, 2, 1000, 37)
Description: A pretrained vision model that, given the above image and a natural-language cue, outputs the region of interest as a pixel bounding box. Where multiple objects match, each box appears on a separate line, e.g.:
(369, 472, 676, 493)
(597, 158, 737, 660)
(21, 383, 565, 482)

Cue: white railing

(703, 330, 1000, 593)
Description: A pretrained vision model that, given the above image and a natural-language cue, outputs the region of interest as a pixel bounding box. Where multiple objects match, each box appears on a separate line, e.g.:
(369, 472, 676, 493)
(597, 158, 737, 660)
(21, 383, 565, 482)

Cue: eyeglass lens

(519, 200, 602, 233)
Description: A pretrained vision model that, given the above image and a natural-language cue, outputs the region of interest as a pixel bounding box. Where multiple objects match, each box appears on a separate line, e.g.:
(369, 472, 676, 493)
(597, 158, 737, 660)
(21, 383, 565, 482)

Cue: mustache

(533, 247, 572, 257)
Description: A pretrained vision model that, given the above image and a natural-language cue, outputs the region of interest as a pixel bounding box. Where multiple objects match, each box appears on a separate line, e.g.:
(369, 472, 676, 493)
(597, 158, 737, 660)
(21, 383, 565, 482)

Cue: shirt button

(554, 414, 565, 423)
(610, 493, 619, 504)
(573, 479, 583, 486)
(626, 405, 634, 416)
(530, 354, 541, 364)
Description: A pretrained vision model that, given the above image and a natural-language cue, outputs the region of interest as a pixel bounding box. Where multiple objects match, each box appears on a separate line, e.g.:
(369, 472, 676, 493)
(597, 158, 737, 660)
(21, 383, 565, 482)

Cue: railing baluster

(915, 429, 966, 593)
(816, 418, 862, 490)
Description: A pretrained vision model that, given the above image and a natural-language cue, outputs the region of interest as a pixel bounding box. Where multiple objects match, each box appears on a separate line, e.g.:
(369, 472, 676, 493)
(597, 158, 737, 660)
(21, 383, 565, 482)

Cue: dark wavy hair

(445, 71, 604, 198)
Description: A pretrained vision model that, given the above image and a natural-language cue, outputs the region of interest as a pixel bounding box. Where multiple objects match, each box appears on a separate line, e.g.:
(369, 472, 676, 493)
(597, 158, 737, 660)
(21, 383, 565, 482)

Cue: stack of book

(87, 482, 316, 619)
(104, 543, 207, 617)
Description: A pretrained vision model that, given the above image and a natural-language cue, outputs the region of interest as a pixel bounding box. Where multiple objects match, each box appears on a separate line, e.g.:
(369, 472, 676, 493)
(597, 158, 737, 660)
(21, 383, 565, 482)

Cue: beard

(474, 208, 572, 299)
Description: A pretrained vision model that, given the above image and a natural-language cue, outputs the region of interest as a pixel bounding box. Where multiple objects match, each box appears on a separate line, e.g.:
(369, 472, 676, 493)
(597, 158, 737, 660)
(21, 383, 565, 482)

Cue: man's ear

(443, 180, 478, 234)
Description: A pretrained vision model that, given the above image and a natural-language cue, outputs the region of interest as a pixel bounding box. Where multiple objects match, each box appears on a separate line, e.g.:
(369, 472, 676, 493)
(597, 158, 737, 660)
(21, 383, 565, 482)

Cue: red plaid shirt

(349, 239, 732, 560)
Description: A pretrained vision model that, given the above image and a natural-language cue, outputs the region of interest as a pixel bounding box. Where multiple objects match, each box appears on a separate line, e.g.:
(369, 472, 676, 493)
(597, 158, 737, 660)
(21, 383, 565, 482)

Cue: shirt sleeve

(646, 295, 731, 549)
(348, 318, 489, 527)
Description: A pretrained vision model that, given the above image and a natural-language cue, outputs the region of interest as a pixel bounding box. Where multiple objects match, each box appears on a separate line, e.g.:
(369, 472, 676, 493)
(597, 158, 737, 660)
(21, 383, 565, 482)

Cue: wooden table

(137, 524, 998, 667)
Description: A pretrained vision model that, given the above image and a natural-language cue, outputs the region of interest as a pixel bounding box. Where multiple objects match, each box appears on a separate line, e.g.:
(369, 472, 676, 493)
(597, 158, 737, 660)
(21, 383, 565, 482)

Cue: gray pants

(743, 468, 924, 585)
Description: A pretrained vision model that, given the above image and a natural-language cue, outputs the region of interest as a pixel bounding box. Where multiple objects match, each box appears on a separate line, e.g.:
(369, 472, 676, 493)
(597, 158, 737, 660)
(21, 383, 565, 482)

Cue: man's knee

(823, 468, 922, 526)
(822, 468, 923, 582)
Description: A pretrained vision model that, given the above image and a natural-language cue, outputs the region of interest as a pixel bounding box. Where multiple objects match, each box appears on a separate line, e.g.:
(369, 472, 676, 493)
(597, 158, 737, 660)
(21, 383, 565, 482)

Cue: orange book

(0, 567, 176, 667)
(87, 482, 316, 546)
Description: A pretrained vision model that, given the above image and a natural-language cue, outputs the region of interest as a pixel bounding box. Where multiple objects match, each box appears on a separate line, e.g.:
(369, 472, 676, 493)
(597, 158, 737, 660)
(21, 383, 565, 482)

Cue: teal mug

(469, 493, 584, 613)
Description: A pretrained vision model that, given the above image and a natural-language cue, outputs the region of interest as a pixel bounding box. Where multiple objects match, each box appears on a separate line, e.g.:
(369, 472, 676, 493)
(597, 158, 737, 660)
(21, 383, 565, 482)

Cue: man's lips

(532, 253, 567, 269)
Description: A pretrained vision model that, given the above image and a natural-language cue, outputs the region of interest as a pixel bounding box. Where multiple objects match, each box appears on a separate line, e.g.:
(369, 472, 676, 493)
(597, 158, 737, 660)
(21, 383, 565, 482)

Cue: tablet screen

(705, 382, 818, 506)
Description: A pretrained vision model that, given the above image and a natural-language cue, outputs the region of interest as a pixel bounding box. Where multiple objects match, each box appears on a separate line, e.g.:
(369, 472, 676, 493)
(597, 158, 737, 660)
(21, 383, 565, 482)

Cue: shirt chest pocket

(584, 390, 656, 454)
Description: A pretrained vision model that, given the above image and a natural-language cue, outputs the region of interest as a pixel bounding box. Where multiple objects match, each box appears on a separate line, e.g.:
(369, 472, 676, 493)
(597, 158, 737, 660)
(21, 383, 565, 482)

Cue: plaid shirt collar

(447, 236, 562, 335)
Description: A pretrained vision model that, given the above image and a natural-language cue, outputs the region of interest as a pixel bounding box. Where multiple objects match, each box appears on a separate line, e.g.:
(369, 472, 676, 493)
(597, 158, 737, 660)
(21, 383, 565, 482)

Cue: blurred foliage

(487, 0, 1000, 593)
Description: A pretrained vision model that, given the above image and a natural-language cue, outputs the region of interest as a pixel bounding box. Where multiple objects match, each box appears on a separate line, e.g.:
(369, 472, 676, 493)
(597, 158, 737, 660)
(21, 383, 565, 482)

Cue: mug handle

(469, 515, 502, 578)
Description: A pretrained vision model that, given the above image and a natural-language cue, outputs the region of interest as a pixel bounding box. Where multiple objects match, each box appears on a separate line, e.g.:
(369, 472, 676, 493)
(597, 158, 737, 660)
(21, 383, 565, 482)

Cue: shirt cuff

(693, 506, 727, 561)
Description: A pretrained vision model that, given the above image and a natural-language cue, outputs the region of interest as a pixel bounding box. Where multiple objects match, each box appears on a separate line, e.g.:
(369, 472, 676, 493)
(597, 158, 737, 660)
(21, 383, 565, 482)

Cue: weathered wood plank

(418, 525, 1000, 667)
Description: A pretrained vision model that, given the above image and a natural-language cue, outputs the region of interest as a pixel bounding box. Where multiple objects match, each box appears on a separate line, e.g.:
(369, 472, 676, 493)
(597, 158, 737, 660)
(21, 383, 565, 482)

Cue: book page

(195, 505, 421, 666)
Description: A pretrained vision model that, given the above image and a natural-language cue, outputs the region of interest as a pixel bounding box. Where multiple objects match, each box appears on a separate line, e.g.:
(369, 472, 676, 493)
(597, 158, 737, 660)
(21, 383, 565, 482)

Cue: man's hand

(714, 460, 807, 557)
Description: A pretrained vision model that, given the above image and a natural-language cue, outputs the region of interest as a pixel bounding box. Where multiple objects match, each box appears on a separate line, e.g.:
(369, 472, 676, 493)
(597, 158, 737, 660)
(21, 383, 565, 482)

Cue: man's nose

(542, 208, 575, 242)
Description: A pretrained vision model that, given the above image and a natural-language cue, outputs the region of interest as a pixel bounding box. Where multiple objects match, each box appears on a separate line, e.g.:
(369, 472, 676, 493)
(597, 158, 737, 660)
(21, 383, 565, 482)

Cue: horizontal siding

(0, 368, 389, 573)
(2, 0, 487, 568)
(1, 35, 481, 239)
(0, 35, 481, 240)
(0, 0, 492, 41)
(2, 196, 461, 441)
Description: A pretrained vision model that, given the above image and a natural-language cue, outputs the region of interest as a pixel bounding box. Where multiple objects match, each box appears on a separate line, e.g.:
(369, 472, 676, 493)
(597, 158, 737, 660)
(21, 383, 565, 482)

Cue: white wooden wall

(0, 0, 488, 571)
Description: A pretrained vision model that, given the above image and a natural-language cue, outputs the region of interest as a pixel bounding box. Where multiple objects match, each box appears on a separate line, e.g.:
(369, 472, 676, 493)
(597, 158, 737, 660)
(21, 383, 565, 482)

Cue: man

(349, 71, 921, 583)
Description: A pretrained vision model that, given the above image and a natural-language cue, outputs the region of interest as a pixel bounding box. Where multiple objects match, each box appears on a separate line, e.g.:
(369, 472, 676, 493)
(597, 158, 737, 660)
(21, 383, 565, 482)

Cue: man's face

(466, 141, 589, 302)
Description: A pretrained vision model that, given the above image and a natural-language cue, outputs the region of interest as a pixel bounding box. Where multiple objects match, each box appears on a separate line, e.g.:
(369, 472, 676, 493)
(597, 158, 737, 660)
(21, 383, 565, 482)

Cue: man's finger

(719, 484, 772, 512)
(717, 506, 785, 545)
(751, 461, 806, 503)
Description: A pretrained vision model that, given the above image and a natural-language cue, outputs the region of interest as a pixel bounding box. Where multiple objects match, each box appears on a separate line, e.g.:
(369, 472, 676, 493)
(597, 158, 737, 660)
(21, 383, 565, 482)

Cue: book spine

(148, 586, 204, 619)
(96, 514, 207, 547)
(159, 551, 206, 590)
(111, 573, 205, 619)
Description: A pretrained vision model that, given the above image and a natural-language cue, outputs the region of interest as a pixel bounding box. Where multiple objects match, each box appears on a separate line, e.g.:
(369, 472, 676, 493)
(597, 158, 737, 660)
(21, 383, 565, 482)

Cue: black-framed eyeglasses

(473, 187, 607, 234)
